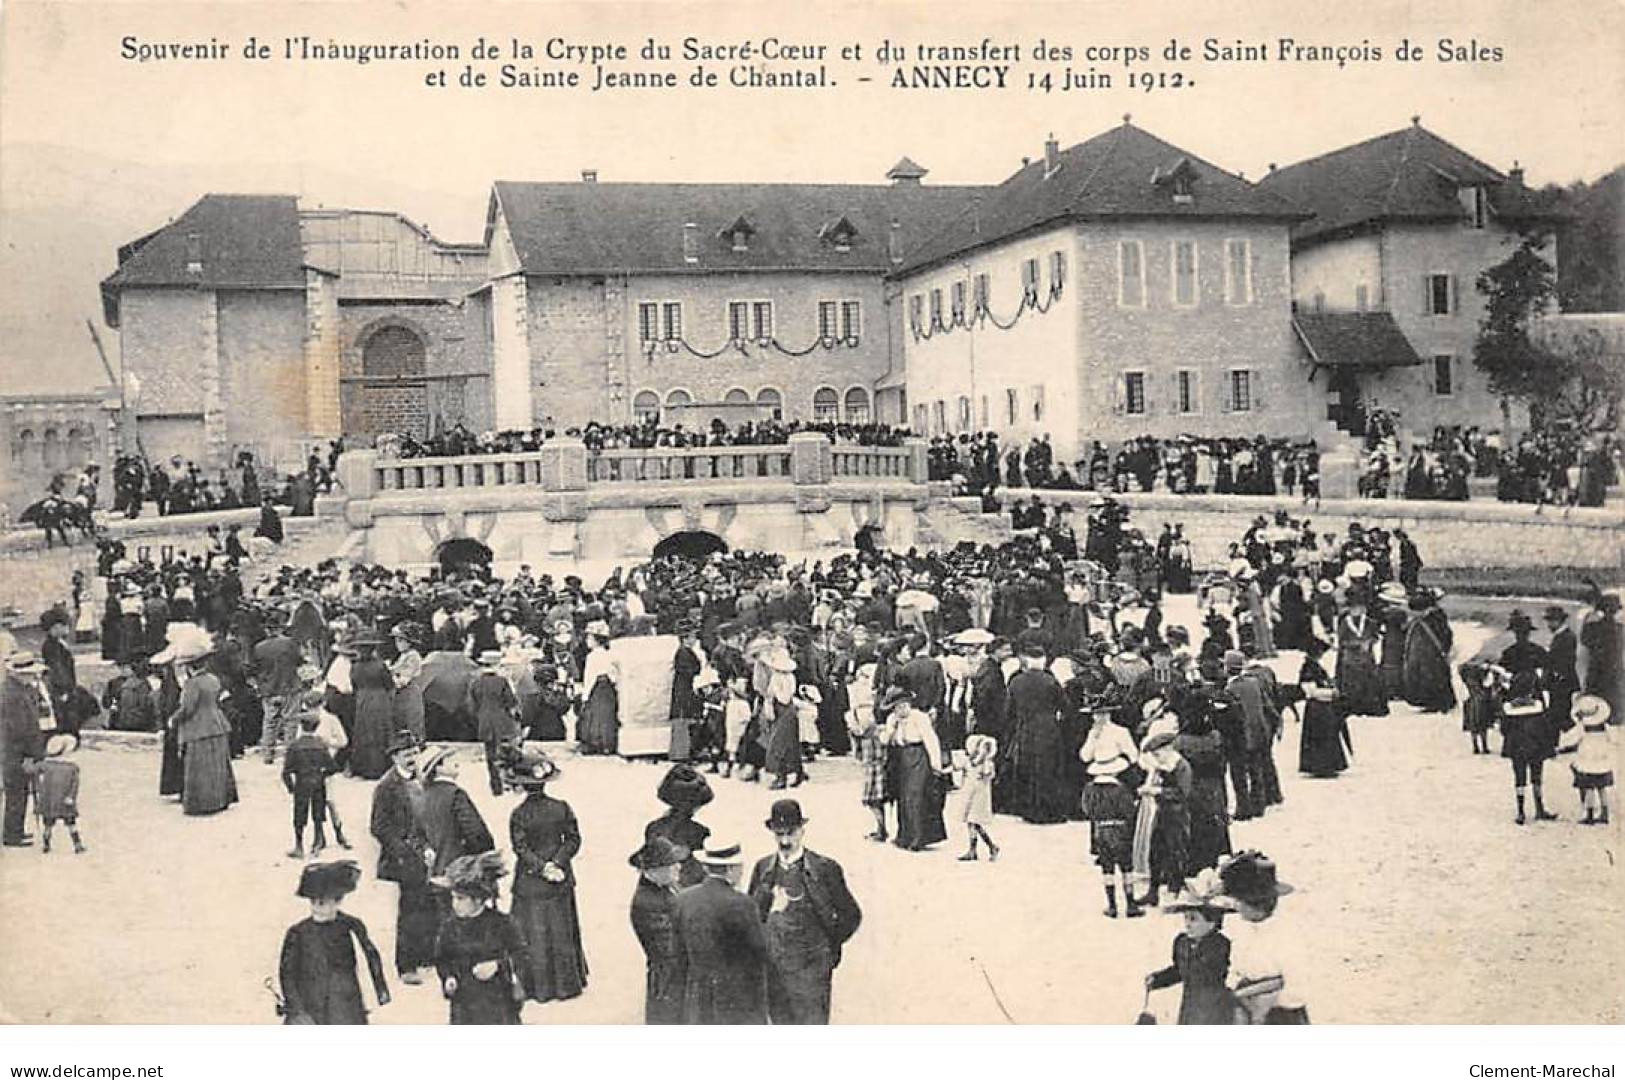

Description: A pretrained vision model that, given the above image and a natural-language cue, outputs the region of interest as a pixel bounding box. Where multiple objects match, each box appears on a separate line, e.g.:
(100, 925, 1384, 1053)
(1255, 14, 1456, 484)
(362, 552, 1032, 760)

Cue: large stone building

(0, 390, 119, 519)
(1258, 119, 1561, 438)
(891, 121, 1309, 461)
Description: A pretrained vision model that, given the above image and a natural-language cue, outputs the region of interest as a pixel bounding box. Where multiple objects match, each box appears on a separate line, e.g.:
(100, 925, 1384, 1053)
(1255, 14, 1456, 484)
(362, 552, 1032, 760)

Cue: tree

(1474, 233, 1622, 433)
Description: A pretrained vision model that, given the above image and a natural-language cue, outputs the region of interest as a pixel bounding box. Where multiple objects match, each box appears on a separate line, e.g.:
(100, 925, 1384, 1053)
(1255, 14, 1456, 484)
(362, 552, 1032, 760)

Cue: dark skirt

(1184, 776, 1232, 873)
(1083, 780, 1135, 869)
(181, 734, 238, 815)
(159, 725, 184, 797)
(395, 883, 440, 974)
(1298, 700, 1349, 777)
(764, 701, 802, 777)
(1336, 646, 1388, 716)
(510, 890, 588, 1003)
(893, 743, 947, 851)
(578, 678, 618, 755)
(350, 689, 396, 780)
(394, 683, 427, 745)
(1573, 768, 1613, 790)
(1403, 640, 1457, 713)
(1008, 717, 1069, 824)
(528, 699, 568, 742)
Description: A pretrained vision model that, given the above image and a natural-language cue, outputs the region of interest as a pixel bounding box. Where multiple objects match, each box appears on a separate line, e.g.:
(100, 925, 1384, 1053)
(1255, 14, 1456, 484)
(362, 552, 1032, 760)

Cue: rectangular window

(908, 294, 924, 332)
(979, 394, 989, 427)
(1433, 355, 1454, 396)
(957, 396, 972, 431)
(1426, 273, 1453, 315)
(1050, 250, 1067, 293)
(913, 404, 928, 432)
(973, 273, 990, 311)
(752, 301, 773, 341)
(1229, 369, 1253, 412)
(1472, 187, 1488, 229)
(933, 400, 947, 434)
(1119, 240, 1145, 307)
(661, 302, 682, 341)
(817, 300, 838, 340)
(637, 302, 659, 342)
(1224, 238, 1251, 305)
(1123, 371, 1147, 415)
(840, 300, 861, 342)
(1030, 385, 1045, 422)
(929, 288, 944, 328)
(1172, 239, 1198, 307)
(1175, 369, 1199, 415)
(1355, 284, 1370, 312)
(1021, 257, 1040, 300)
(1005, 388, 1018, 425)
(727, 301, 750, 342)
(951, 281, 967, 322)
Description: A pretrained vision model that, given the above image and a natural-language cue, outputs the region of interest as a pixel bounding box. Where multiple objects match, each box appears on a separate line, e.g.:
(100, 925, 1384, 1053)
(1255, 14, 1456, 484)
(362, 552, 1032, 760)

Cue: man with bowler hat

(370, 729, 435, 982)
(746, 799, 862, 1024)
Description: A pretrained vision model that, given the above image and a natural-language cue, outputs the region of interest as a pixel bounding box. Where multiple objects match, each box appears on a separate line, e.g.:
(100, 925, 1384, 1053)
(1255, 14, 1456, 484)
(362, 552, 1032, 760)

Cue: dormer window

(819, 215, 859, 253)
(1153, 158, 1199, 206)
(719, 214, 756, 253)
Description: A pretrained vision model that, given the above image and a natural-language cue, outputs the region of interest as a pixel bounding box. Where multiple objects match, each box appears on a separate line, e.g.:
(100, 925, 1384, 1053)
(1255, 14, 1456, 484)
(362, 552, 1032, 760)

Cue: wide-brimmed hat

(951, 627, 996, 647)
(1316, 580, 1335, 595)
(879, 686, 914, 713)
(477, 650, 503, 667)
(1222, 649, 1247, 673)
(1542, 605, 1568, 624)
(510, 749, 560, 786)
(1572, 693, 1611, 726)
(5, 651, 44, 676)
(1163, 868, 1234, 914)
(657, 764, 714, 811)
(416, 745, 455, 780)
(296, 860, 362, 901)
(444, 851, 507, 899)
(1141, 717, 1180, 753)
(1507, 609, 1534, 633)
(1377, 582, 1408, 605)
(628, 836, 689, 871)
(1217, 851, 1294, 907)
(1140, 696, 1170, 723)
(695, 838, 744, 866)
(1087, 752, 1133, 778)
(45, 733, 79, 757)
(765, 799, 808, 832)
(964, 733, 998, 764)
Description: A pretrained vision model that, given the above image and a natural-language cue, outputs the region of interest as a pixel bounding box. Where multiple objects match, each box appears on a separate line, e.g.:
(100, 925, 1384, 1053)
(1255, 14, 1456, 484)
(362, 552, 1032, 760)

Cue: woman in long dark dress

(1298, 637, 1351, 778)
(435, 852, 528, 1025)
(389, 626, 428, 746)
(644, 764, 712, 887)
(507, 750, 588, 1003)
(576, 625, 618, 755)
(1402, 591, 1456, 712)
(762, 651, 804, 789)
(1003, 643, 1070, 824)
(887, 689, 947, 851)
(170, 647, 239, 815)
(1334, 590, 1388, 717)
(1377, 584, 1409, 703)
(157, 657, 184, 797)
(1273, 573, 1309, 652)
(278, 861, 390, 1025)
(349, 640, 397, 780)
(1174, 694, 1232, 873)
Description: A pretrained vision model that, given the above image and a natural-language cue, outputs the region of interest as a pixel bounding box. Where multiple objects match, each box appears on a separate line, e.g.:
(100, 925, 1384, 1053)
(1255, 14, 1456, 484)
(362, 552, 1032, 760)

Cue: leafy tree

(1474, 233, 1622, 433)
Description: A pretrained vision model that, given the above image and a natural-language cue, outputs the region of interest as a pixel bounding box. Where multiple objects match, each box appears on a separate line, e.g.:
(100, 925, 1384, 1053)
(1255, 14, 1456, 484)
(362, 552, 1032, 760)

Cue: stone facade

(0, 392, 119, 519)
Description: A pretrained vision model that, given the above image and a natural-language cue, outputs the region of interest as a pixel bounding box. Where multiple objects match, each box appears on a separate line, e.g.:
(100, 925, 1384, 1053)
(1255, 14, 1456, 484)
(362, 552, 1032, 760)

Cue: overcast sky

(2, 0, 1621, 391)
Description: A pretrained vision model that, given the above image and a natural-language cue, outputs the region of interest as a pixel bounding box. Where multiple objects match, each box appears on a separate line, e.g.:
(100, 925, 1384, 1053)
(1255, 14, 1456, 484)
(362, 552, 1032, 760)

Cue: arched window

(932, 400, 947, 434)
(42, 428, 64, 471)
(13, 429, 37, 469)
(844, 387, 870, 424)
(756, 387, 783, 420)
(361, 324, 427, 379)
(632, 390, 661, 423)
(665, 388, 693, 409)
(723, 388, 752, 405)
(812, 386, 839, 423)
(66, 426, 93, 467)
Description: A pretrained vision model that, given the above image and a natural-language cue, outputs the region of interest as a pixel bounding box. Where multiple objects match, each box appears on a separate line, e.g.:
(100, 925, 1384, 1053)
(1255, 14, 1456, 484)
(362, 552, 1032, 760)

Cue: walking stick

(1136, 985, 1158, 1024)
(975, 958, 1017, 1024)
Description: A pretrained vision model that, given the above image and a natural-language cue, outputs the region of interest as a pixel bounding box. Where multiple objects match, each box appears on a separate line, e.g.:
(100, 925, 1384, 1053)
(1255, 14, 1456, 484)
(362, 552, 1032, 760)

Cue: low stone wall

(998, 488, 1625, 572)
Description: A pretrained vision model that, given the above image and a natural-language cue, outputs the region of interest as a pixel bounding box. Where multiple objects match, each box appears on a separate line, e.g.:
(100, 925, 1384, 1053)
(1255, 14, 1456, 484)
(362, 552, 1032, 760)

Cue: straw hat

(1572, 693, 1611, 726)
(695, 838, 744, 867)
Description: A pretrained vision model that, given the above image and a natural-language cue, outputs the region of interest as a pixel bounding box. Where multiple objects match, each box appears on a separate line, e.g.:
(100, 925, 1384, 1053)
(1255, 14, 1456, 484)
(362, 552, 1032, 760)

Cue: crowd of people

(382, 420, 913, 460)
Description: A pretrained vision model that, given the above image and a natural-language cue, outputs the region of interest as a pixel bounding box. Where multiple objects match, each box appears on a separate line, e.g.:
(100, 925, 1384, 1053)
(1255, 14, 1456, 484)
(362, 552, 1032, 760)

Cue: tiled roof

(1293, 312, 1424, 369)
(101, 195, 306, 326)
(894, 122, 1306, 276)
(1258, 122, 1559, 245)
(489, 180, 983, 275)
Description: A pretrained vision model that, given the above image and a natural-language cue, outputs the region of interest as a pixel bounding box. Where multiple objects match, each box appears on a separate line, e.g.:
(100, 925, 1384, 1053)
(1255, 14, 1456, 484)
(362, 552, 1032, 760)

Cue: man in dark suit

(369, 731, 433, 982)
(674, 838, 768, 1024)
(1, 652, 50, 846)
(1544, 605, 1579, 734)
(253, 614, 306, 763)
(746, 799, 862, 1024)
(40, 609, 79, 737)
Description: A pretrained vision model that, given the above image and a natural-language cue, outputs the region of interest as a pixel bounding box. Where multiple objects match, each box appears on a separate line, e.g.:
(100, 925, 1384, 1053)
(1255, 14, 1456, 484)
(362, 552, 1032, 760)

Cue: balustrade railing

(373, 452, 547, 492)
(831, 445, 915, 481)
(585, 445, 793, 483)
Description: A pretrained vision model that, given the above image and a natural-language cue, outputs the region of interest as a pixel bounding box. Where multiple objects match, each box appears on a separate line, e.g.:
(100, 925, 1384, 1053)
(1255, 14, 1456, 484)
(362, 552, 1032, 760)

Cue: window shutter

(1113, 373, 1127, 415)
(1422, 275, 1432, 314)
(1449, 275, 1459, 315)
(1220, 371, 1233, 413)
(1251, 368, 1265, 411)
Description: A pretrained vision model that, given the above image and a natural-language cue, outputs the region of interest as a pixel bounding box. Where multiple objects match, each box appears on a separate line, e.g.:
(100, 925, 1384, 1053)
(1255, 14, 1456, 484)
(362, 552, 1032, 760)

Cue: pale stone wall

(217, 289, 307, 460)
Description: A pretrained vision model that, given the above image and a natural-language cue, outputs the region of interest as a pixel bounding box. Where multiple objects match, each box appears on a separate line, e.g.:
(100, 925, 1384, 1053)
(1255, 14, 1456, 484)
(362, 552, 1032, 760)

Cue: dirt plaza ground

(0, 602, 1619, 1026)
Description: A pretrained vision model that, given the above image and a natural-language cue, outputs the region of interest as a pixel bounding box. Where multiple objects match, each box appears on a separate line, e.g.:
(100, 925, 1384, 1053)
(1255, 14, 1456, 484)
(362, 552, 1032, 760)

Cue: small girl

(277, 860, 390, 1024)
(1144, 870, 1235, 1025)
(34, 734, 86, 854)
(851, 664, 891, 842)
(435, 851, 529, 1025)
(721, 674, 752, 780)
(1566, 694, 1614, 825)
(1458, 660, 1496, 755)
(955, 733, 1000, 862)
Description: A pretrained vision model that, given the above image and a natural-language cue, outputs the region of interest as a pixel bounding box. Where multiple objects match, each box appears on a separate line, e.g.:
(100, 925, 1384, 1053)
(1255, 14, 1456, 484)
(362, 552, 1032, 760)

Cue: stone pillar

(199, 291, 227, 468)
(789, 432, 830, 486)
(491, 276, 533, 430)
(338, 449, 377, 527)
(1318, 447, 1360, 501)
(303, 268, 342, 438)
(539, 438, 588, 522)
(905, 437, 930, 484)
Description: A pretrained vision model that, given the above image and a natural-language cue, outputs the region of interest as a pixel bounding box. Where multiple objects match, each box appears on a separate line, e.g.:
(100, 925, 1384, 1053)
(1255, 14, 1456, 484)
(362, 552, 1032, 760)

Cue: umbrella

(419, 650, 479, 714)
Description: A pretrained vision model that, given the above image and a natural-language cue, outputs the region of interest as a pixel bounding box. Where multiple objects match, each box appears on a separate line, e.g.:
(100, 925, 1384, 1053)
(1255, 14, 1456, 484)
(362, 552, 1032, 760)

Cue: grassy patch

(1422, 565, 1623, 601)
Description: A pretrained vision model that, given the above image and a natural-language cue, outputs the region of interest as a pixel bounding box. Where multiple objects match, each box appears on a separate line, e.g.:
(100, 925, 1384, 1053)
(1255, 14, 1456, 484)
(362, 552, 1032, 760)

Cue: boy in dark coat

(674, 838, 769, 1024)
(34, 733, 86, 854)
(277, 860, 390, 1024)
(282, 711, 338, 858)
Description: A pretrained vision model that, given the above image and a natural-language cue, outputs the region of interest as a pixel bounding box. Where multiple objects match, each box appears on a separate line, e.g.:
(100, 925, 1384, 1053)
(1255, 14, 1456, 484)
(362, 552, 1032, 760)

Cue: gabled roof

(1293, 312, 1423, 369)
(886, 157, 929, 182)
(101, 194, 307, 325)
(1258, 122, 1560, 246)
(487, 180, 982, 275)
(894, 122, 1306, 277)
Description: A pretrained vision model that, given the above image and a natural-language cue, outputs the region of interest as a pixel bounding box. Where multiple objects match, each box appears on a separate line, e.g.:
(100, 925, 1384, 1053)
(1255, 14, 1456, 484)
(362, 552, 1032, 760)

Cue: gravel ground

(1, 598, 1619, 1025)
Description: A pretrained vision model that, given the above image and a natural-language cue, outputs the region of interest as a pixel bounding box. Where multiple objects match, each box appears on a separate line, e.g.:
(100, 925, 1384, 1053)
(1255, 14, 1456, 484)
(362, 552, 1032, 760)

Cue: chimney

(970, 195, 982, 234)
(581, 169, 598, 183)
(1268, 163, 1277, 174)
(1042, 133, 1060, 179)
(1509, 160, 1524, 186)
(185, 232, 203, 275)
(682, 222, 698, 264)
(1021, 156, 1031, 167)
(887, 220, 902, 265)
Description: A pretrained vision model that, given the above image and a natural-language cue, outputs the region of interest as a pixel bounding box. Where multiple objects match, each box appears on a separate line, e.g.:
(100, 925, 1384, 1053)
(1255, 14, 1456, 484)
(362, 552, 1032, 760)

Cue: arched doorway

(653, 530, 729, 561)
(435, 537, 493, 576)
(346, 323, 430, 442)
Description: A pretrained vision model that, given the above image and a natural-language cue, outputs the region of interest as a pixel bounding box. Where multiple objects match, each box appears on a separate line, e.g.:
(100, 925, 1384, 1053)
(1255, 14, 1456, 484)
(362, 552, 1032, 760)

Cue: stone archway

(652, 529, 729, 561)
(343, 321, 431, 442)
(435, 536, 493, 575)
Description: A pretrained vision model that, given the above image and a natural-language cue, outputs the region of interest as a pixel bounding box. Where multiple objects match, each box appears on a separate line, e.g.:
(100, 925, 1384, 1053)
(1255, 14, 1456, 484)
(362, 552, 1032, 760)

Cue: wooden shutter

(1251, 368, 1265, 411)
(1422, 274, 1433, 315)
(1220, 370, 1234, 413)
(1449, 275, 1459, 315)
